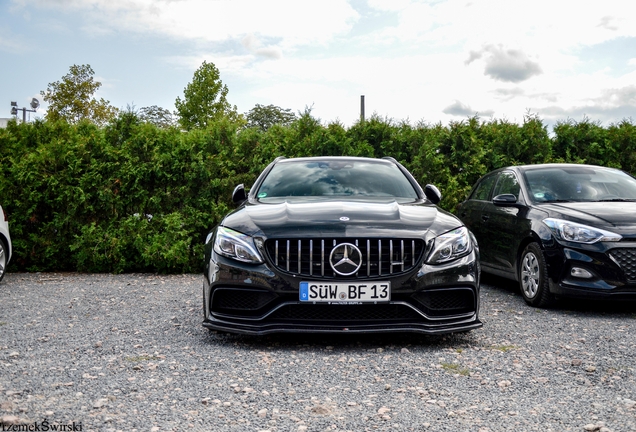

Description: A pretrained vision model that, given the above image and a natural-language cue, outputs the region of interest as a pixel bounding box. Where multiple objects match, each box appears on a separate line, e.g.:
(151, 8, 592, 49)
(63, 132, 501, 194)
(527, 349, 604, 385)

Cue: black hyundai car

(203, 156, 482, 335)
(458, 163, 636, 307)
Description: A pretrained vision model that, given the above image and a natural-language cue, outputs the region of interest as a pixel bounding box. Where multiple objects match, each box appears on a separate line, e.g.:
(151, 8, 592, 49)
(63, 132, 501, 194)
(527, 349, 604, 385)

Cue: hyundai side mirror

(492, 193, 518, 206)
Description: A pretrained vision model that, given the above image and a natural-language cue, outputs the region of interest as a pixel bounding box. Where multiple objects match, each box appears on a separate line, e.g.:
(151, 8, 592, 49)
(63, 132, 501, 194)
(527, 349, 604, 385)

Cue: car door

(478, 170, 530, 275)
(457, 172, 499, 266)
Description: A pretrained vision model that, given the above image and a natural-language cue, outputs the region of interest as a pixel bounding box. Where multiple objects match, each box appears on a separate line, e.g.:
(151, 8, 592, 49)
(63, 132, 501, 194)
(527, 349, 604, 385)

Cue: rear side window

(469, 174, 497, 201)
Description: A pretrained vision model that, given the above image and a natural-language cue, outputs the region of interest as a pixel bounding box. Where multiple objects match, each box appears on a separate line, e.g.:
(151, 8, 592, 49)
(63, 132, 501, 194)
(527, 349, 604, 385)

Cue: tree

(245, 104, 297, 131)
(40, 64, 118, 125)
(139, 105, 176, 128)
(174, 61, 240, 130)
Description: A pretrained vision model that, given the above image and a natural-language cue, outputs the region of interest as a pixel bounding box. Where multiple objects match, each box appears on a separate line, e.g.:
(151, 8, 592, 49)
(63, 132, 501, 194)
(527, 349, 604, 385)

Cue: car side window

(492, 171, 521, 198)
(469, 173, 498, 201)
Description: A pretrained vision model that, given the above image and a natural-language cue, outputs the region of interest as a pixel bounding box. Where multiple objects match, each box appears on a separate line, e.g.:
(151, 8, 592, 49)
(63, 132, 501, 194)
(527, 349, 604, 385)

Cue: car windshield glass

(256, 160, 419, 199)
(523, 166, 636, 203)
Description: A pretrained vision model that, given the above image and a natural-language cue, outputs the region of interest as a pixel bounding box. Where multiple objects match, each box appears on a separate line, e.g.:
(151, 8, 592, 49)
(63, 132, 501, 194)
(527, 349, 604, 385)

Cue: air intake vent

(412, 288, 475, 317)
(212, 288, 277, 313)
(609, 248, 636, 282)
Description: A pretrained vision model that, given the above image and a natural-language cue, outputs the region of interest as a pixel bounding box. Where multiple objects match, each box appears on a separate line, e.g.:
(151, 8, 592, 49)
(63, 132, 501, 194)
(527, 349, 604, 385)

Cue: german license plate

(299, 281, 391, 303)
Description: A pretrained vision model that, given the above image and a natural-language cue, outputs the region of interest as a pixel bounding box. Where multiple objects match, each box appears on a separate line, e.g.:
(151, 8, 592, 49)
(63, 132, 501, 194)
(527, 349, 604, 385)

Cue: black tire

(0, 239, 7, 283)
(518, 242, 553, 307)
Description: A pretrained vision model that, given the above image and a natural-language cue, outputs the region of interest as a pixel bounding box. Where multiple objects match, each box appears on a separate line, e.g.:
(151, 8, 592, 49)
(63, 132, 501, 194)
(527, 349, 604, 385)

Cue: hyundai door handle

(481, 215, 489, 222)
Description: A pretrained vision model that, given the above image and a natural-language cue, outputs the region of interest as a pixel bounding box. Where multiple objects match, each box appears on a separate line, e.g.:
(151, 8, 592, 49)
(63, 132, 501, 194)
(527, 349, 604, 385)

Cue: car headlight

(543, 218, 622, 244)
(213, 226, 263, 263)
(426, 226, 472, 264)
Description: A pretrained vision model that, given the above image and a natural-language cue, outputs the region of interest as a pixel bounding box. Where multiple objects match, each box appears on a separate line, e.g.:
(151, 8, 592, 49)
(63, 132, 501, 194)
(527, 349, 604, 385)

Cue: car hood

(539, 201, 636, 236)
(222, 198, 462, 239)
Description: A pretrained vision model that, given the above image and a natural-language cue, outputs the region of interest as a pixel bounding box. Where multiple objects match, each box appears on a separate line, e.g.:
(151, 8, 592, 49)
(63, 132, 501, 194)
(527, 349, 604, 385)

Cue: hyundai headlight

(426, 226, 472, 264)
(213, 226, 263, 263)
(543, 218, 622, 244)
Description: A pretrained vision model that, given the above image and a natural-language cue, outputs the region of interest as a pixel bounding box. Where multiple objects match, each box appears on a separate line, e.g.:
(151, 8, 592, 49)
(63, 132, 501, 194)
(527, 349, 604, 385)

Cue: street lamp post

(11, 99, 39, 123)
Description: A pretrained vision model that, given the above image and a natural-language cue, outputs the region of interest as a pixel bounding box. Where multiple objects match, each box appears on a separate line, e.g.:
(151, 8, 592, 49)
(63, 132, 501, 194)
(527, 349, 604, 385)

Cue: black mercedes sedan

(203, 156, 482, 335)
(457, 163, 636, 307)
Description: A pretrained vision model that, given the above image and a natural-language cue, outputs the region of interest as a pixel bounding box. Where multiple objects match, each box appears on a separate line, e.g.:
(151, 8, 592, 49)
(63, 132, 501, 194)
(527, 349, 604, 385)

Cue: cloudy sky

(2, 0, 635, 129)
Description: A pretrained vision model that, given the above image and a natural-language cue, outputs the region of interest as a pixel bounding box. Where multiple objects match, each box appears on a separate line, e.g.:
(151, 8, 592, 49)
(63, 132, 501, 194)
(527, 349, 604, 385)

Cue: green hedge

(1, 112, 635, 273)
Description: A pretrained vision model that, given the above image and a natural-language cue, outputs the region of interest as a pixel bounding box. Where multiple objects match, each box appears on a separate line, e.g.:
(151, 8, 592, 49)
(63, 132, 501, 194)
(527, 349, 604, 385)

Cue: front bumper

(203, 251, 482, 335)
(544, 240, 636, 300)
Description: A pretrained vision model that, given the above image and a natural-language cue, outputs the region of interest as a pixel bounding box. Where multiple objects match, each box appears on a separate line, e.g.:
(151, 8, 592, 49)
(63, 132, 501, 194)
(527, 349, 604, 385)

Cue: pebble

(93, 398, 108, 409)
(497, 380, 512, 388)
(0, 416, 20, 425)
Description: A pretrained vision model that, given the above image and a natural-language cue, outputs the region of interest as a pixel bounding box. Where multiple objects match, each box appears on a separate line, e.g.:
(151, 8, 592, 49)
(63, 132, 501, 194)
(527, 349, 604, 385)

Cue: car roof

(274, 156, 397, 166)
(498, 163, 619, 173)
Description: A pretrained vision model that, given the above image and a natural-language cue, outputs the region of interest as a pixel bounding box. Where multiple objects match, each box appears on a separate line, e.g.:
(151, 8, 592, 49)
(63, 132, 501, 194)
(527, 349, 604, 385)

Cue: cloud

(366, 0, 411, 11)
(254, 47, 283, 60)
(241, 34, 259, 51)
(0, 31, 27, 53)
(241, 34, 283, 60)
(443, 100, 473, 116)
(537, 85, 636, 124)
(601, 85, 636, 106)
(442, 100, 494, 118)
(492, 87, 525, 102)
(23, 0, 359, 48)
(364, 0, 636, 55)
(467, 45, 542, 83)
(164, 54, 255, 74)
(598, 16, 619, 31)
(8, 0, 636, 128)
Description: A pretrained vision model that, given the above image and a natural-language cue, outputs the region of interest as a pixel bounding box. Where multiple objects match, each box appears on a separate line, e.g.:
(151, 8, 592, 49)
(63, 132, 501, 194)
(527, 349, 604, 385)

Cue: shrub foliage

(1, 113, 634, 273)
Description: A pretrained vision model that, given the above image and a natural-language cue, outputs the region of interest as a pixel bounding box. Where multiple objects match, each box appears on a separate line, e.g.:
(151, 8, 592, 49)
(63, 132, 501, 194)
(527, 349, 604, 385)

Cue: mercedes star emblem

(329, 243, 363, 276)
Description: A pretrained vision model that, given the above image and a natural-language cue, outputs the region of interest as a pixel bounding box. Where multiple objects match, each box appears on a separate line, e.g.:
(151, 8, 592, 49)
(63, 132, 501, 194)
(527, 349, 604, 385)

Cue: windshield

(256, 160, 419, 200)
(523, 166, 636, 203)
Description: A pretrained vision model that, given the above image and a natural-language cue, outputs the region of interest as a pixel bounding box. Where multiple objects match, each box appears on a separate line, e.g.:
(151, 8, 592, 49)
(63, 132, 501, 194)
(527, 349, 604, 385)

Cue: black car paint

(458, 164, 636, 301)
(203, 156, 482, 335)
(222, 198, 460, 240)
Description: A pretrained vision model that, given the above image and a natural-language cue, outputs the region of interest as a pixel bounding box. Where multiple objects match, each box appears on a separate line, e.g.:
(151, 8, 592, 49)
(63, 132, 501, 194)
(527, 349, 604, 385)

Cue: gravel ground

(1, 272, 635, 432)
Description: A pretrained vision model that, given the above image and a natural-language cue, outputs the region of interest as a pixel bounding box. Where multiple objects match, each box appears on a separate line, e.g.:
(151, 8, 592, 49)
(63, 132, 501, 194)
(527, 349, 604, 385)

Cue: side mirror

(492, 193, 518, 206)
(232, 184, 247, 204)
(424, 184, 442, 204)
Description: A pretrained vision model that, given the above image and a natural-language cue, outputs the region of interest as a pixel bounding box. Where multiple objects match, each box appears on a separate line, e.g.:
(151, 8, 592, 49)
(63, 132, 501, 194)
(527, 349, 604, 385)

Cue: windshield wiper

(542, 199, 571, 203)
